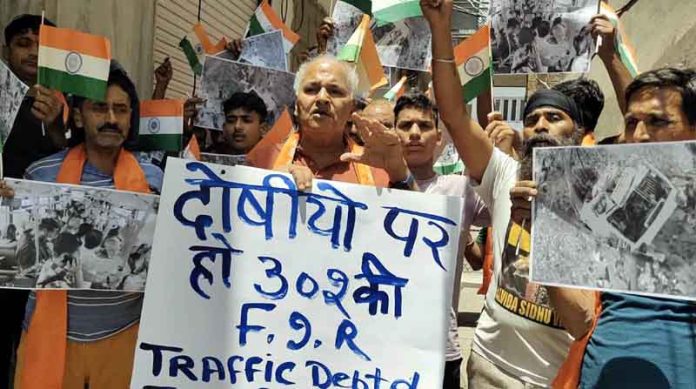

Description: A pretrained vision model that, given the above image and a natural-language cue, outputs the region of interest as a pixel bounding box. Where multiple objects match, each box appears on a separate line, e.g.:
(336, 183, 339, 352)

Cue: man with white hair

(247, 55, 415, 190)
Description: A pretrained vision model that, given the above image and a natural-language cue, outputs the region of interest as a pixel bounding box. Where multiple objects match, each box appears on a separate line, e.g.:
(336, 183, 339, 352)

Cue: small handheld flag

(38, 25, 111, 101)
(454, 25, 492, 103)
(337, 15, 388, 96)
(247, 0, 300, 53)
(139, 100, 185, 152)
(383, 76, 408, 101)
(372, 0, 422, 26)
(179, 23, 222, 76)
(182, 135, 201, 161)
(600, 2, 639, 77)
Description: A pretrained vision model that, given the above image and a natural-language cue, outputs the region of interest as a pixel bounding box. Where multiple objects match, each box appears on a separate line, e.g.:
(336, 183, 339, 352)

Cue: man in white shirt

(422, 1, 595, 387)
(371, 93, 489, 388)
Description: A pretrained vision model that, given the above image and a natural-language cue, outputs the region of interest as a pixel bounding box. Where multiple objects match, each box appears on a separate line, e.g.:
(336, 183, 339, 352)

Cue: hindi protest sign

(238, 30, 288, 72)
(531, 142, 696, 300)
(0, 179, 158, 291)
(132, 158, 464, 388)
(195, 56, 296, 131)
(490, 0, 599, 74)
(0, 61, 29, 149)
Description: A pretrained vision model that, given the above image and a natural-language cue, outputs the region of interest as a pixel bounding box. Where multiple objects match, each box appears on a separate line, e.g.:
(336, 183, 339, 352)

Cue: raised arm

(421, 0, 494, 182)
(591, 15, 634, 114)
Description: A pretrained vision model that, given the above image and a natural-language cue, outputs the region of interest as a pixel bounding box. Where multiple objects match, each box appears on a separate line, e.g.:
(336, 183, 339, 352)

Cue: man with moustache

(422, 0, 592, 386)
(1, 14, 67, 386)
(6, 61, 162, 389)
(247, 55, 415, 191)
(547, 68, 696, 389)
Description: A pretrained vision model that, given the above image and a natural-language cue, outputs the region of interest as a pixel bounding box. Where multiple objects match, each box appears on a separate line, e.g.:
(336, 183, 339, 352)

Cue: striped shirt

(23, 149, 163, 342)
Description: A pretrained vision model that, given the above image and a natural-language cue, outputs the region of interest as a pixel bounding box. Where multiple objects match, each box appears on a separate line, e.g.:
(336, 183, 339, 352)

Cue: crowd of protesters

(0, 0, 694, 388)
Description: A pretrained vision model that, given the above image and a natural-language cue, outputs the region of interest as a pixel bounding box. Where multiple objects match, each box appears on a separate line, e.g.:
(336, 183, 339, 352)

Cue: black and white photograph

(194, 56, 296, 131)
(0, 60, 29, 146)
(490, 0, 599, 74)
(0, 179, 159, 291)
(238, 30, 288, 72)
(531, 142, 696, 300)
(327, 0, 367, 55)
(373, 17, 433, 72)
(199, 152, 247, 166)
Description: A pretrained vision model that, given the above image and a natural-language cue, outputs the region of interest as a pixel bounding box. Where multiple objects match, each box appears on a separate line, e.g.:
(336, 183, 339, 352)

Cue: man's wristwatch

(389, 172, 416, 190)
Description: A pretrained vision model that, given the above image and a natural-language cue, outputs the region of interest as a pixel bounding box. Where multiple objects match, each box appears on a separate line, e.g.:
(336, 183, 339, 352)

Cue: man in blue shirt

(3, 60, 163, 389)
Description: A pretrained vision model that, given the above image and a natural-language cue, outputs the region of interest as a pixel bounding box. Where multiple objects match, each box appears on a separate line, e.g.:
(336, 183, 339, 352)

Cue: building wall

(1, 0, 157, 99)
(589, 0, 696, 140)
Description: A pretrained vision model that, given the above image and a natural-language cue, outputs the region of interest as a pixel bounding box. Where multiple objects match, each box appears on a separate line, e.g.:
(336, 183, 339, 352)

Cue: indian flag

(383, 76, 407, 101)
(600, 2, 639, 77)
(179, 23, 220, 76)
(139, 100, 184, 152)
(337, 0, 372, 15)
(372, 0, 422, 26)
(38, 25, 111, 101)
(182, 135, 201, 161)
(247, 0, 300, 53)
(337, 15, 388, 96)
(455, 25, 492, 103)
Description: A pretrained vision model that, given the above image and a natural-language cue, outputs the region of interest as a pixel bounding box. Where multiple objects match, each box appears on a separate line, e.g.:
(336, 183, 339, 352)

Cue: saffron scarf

(19, 144, 151, 389)
(272, 130, 375, 186)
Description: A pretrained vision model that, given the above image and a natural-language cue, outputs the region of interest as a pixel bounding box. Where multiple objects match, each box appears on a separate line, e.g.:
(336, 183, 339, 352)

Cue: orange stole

(272, 131, 375, 186)
(552, 292, 602, 389)
(19, 145, 151, 389)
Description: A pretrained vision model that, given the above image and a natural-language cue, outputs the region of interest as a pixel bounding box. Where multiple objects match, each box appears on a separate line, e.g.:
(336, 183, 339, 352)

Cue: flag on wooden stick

(38, 25, 111, 101)
(179, 23, 223, 76)
(247, 0, 300, 53)
(454, 25, 492, 103)
(139, 100, 184, 152)
(337, 15, 388, 96)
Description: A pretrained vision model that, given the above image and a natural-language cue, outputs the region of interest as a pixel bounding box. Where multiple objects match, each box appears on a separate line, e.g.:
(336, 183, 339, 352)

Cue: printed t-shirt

(471, 149, 573, 386)
(22, 149, 163, 341)
(417, 174, 490, 362)
(580, 292, 696, 388)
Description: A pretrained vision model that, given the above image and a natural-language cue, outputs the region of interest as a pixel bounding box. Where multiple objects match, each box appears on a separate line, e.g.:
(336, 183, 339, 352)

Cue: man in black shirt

(1, 14, 66, 387)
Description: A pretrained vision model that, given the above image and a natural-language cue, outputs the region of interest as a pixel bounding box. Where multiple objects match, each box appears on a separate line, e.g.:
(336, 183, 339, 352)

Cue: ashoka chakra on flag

(464, 56, 485, 77)
(64, 52, 83, 74)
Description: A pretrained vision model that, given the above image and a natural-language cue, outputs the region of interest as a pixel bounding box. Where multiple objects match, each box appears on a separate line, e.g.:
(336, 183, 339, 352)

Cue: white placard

(132, 158, 464, 388)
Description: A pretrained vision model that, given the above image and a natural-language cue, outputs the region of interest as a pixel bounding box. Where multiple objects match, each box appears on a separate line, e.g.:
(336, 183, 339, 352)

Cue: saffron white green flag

(179, 23, 221, 76)
(337, 15, 388, 96)
(182, 135, 201, 161)
(38, 25, 111, 101)
(372, 0, 422, 26)
(247, 0, 300, 53)
(383, 75, 407, 101)
(455, 25, 492, 103)
(600, 2, 639, 77)
(139, 100, 184, 152)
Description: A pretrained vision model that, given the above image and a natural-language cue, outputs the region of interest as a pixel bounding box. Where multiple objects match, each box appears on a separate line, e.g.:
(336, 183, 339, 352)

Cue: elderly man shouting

(247, 55, 415, 190)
